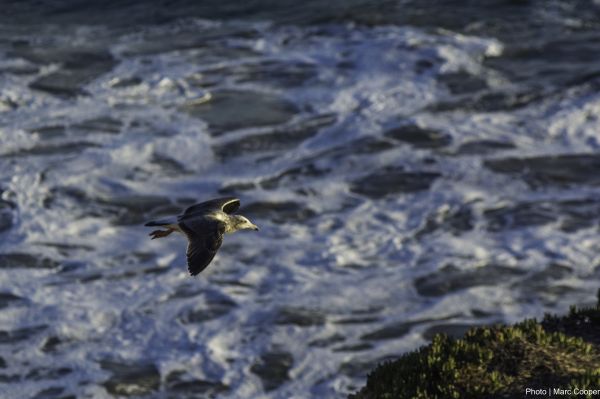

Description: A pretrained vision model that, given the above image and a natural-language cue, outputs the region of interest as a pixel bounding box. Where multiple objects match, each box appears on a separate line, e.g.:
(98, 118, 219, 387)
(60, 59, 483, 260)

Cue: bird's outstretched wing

(179, 216, 226, 276)
(179, 197, 240, 220)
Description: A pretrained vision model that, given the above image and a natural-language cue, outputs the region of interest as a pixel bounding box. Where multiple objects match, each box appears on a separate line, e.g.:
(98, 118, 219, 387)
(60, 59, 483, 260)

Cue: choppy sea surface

(2, 1, 600, 398)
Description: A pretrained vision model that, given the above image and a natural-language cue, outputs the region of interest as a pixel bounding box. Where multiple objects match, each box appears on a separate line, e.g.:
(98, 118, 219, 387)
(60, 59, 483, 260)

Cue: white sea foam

(0, 17, 598, 399)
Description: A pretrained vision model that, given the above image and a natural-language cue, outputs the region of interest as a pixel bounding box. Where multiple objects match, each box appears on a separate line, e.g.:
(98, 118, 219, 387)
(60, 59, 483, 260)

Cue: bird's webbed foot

(149, 229, 173, 239)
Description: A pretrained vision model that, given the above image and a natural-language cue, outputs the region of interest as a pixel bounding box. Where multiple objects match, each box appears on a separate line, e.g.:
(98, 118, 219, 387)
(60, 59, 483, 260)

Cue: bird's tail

(144, 219, 174, 227)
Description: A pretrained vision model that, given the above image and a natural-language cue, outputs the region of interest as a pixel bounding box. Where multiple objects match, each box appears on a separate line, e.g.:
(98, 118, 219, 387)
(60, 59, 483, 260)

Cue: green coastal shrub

(351, 309, 600, 399)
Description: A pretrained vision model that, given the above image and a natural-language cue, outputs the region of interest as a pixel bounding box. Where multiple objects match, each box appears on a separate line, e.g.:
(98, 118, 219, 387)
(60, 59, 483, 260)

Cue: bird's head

(232, 215, 259, 232)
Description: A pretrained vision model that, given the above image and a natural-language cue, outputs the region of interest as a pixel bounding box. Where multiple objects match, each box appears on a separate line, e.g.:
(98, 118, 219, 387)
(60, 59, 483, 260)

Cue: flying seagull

(145, 197, 258, 276)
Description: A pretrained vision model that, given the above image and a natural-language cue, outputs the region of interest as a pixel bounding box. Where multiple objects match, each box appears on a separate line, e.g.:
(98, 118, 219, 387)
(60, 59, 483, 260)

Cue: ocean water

(2, 1, 600, 398)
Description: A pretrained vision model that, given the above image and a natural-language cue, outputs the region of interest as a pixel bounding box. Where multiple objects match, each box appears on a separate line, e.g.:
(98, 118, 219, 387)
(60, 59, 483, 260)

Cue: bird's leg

(149, 228, 174, 240)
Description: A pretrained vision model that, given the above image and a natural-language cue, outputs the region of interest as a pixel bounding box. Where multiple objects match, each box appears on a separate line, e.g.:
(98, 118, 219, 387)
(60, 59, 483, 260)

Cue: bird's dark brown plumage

(145, 197, 257, 276)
